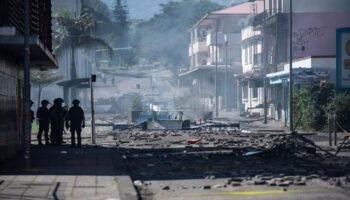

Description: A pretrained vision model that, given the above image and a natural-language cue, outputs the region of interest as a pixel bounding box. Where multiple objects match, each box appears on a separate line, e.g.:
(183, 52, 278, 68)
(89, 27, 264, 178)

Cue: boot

(37, 137, 43, 146)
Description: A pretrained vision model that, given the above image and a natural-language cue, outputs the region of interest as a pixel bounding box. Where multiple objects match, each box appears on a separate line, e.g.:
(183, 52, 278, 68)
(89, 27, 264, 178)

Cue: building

(179, 1, 264, 117)
(33, 0, 104, 108)
(239, 0, 288, 116)
(266, 12, 350, 123)
(241, 0, 350, 123)
(0, 0, 57, 161)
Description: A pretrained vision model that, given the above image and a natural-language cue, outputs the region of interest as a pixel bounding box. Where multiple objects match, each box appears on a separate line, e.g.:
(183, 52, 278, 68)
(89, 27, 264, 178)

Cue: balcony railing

(0, 0, 52, 51)
(250, 9, 285, 27)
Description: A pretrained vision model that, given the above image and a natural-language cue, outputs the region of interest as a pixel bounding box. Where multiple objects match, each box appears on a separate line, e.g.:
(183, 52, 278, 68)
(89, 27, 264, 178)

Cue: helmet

(53, 98, 64, 104)
(72, 99, 80, 105)
(41, 99, 49, 105)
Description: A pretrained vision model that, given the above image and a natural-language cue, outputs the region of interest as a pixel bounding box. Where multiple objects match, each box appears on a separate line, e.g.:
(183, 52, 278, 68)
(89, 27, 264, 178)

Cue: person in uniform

(30, 100, 34, 123)
(36, 100, 50, 145)
(65, 99, 85, 147)
(49, 98, 66, 145)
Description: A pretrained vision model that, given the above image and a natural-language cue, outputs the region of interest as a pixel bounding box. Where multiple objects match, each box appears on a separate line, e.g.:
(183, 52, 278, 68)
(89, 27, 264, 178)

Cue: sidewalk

(0, 144, 137, 200)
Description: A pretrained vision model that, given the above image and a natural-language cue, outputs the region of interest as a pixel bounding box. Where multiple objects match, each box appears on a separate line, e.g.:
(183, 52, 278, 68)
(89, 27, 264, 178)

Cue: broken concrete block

(277, 181, 291, 187)
(267, 180, 277, 186)
(203, 185, 211, 190)
(254, 180, 266, 185)
(294, 180, 306, 185)
(162, 185, 170, 190)
(231, 182, 242, 187)
(134, 180, 142, 186)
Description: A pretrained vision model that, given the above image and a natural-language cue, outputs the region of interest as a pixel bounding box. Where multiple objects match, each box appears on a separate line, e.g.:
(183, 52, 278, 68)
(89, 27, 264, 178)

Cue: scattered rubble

(108, 124, 350, 199)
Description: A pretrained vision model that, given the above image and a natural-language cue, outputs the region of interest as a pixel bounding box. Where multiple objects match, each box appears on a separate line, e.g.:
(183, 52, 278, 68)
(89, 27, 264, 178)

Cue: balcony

(192, 41, 207, 54)
(250, 10, 287, 28)
(188, 45, 193, 56)
(241, 26, 261, 41)
(206, 32, 224, 46)
(0, 0, 56, 68)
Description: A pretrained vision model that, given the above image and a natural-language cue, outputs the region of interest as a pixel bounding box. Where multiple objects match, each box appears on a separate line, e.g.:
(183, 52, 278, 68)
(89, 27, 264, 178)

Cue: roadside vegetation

(293, 82, 350, 132)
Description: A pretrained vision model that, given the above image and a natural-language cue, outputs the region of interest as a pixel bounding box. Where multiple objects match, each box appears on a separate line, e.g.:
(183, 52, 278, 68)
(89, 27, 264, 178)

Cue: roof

(188, 1, 264, 32)
(212, 1, 264, 15)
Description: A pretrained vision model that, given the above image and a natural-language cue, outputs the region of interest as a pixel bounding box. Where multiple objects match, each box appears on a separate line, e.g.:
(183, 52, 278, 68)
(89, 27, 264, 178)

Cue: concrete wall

(292, 12, 350, 58)
(0, 57, 23, 162)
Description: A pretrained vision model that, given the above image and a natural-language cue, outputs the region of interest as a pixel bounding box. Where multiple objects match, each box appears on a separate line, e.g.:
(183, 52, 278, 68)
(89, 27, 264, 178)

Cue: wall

(292, 12, 350, 58)
(0, 57, 23, 162)
(281, 0, 350, 13)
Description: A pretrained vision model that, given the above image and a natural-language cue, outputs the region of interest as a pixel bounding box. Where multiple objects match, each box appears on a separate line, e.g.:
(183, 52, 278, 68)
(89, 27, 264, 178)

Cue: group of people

(34, 98, 85, 147)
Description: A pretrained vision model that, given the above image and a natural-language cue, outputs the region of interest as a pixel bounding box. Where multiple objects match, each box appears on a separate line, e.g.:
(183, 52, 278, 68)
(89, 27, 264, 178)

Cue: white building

(180, 1, 264, 116)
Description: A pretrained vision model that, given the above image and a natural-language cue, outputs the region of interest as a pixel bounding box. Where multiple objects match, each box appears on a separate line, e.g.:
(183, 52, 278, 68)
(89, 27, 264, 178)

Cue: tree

(112, 0, 134, 67)
(31, 71, 63, 108)
(133, 0, 222, 71)
(113, 0, 129, 44)
(53, 8, 113, 99)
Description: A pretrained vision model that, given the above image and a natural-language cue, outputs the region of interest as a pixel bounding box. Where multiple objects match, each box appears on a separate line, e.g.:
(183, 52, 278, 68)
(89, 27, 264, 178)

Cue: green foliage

(53, 8, 113, 59)
(293, 82, 335, 131)
(80, 0, 115, 37)
(133, 0, 222, 69)
(113, 0, 129, 42)
(31, 71, 63, 88)
(326, 92, 350, 131)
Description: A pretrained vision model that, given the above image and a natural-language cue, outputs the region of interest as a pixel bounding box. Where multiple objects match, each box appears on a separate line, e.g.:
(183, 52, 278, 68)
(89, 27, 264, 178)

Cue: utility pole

(23, 0, 31, 169)
(215, 20, 219, 117)
(224, 34, 228, 111)
(289, 0, 293, 131)
(90, 74, 96, 144)
(263, 7, 267, 124)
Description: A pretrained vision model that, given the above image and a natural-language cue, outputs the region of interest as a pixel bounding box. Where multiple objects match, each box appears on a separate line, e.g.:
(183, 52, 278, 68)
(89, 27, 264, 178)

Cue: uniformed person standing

(49, 98, 66, 145)
(36, 100, 50, 145)
(66, 99, 85, 147)
(30, 100, 34, 123)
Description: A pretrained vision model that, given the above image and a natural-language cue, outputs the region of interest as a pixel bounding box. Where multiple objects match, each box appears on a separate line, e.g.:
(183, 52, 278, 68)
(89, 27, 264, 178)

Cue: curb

(116, 175, 138, 200)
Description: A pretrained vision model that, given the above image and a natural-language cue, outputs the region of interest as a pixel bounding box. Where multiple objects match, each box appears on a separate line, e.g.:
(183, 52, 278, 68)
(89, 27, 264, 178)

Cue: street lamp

(224, 34, 228, 112)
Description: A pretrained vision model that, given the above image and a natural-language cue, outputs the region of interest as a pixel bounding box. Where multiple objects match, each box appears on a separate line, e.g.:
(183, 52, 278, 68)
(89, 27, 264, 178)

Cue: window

(248, 44, 253, 64)
(243, 85, 248, 99)
(244, 46, 248, 65)
(252, 88, 258, 98)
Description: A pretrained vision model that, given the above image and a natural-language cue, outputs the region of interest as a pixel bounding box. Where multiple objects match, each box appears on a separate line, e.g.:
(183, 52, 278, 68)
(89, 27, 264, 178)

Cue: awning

(57, 78, 90, 88)
(266, 68, 331, 85)
(0, 35, 57, 69)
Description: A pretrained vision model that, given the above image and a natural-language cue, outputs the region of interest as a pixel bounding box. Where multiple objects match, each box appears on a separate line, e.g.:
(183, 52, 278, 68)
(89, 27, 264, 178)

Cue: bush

(293, 82, 335, 131)
(326, 92, 350, 131)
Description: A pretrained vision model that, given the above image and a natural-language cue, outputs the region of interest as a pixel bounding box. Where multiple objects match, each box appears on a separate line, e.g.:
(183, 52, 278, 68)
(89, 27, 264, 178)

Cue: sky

(101, 0, 244, 20)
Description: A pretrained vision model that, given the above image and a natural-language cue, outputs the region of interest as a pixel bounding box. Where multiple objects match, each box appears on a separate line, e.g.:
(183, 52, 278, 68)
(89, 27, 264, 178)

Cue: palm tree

(53, 8, 113, 99)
